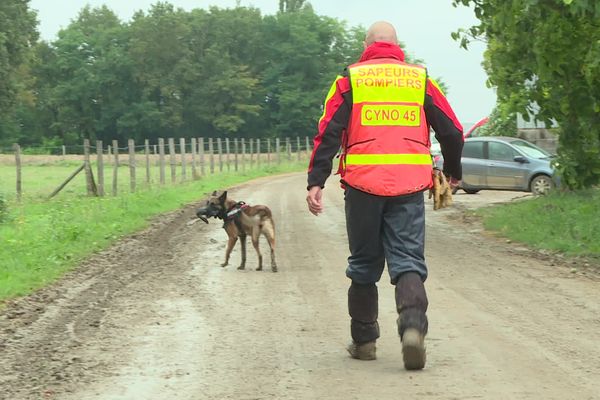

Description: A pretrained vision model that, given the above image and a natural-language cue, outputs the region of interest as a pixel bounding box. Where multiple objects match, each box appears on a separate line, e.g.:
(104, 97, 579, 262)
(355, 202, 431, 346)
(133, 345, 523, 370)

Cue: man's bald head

(365, 21, 398, 46)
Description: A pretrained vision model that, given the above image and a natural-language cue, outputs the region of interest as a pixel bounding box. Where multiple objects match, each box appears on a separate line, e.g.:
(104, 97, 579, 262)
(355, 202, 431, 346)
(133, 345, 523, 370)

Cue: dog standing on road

(195, 191, 278, 272)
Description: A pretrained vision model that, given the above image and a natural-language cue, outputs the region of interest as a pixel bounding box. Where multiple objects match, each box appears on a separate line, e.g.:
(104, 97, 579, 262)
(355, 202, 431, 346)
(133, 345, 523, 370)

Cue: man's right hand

(306, 186, 323, 216)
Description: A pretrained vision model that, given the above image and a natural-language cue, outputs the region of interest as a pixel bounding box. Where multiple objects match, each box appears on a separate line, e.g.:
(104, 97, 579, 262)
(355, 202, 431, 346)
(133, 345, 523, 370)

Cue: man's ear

(219, 191, 228, 201)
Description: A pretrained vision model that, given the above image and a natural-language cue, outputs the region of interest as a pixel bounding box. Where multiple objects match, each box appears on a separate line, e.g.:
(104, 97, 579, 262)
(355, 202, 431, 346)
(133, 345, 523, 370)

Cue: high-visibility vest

(341, 58, 433, 196)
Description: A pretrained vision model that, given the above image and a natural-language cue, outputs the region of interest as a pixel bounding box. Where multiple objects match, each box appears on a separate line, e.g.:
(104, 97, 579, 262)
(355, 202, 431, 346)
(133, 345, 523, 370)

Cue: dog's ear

(219, 191, 228, 202)
(212, 190, 218, 196)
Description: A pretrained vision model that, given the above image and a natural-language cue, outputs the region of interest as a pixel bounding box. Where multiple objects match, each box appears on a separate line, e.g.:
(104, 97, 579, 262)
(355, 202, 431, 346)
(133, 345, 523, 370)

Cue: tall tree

(279, 0, 308, 13)
(261, 9, 362, 138)
(36, 6, 132, 144)
(2, 2, 434, 147)
(0, 0, 38, 145)
(453, 0, 600, 189)
(181, 6, 264, 137)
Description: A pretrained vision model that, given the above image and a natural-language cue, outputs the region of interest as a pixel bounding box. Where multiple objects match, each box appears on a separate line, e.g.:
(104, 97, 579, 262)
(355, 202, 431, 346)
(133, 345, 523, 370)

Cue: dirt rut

(1, 173, 599, 400)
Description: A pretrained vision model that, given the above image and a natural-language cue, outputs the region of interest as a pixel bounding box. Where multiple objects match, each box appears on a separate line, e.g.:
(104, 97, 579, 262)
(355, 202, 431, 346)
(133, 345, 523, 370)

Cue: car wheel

(530, 175, 554, 195)
(463, 189, 480, 194)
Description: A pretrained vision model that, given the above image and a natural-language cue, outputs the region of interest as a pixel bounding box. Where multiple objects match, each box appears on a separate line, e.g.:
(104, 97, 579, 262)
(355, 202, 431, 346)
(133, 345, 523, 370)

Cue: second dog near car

(195, 190, 278, 272)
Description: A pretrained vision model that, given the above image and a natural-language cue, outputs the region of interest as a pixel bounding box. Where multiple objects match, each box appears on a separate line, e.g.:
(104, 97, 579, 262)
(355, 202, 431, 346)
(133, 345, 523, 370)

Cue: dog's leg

(263, 225, 277, 273)
(433, 176, 441, 210)
(222, 236, 237, 267)
(444, 186, 453, 207)
(251, 227, 263, 271)
(238, 234, 247, 270)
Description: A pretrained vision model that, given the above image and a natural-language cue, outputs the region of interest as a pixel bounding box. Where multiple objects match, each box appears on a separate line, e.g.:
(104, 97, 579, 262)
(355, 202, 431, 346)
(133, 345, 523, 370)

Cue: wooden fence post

(241, 138, 246, 172)
(48, 164, 85, 200)
(168, 138, 176, 183)
(191, 138, 198, 179)
(83, 139, 97, 196)
(84, 139, 91, 195)
(276, 138, 281, 164)
(217, 138, 223, 172)
(249, 138, 254, 169)
(128, 139, 136, 192)
(62, 145, 66, 160)
(97, 140, 104, 197)
(257, 139, 261, 169)
(145, 139, 151, 184)
(112, 140, 119, 195)
(158, 138, 165, 185)
(199, 137, 205, 176)
(296, 137, 301, 161)
(209, 138, 215, 174)
(225, 138, 231, 171)
(305, 136, 310, 158)
(267, 138, 272, 165)
(13, 144, 22, 201)
(234, 138, 239, 172)
(286, 137, 291, 161)
(180, 138, 187, 181)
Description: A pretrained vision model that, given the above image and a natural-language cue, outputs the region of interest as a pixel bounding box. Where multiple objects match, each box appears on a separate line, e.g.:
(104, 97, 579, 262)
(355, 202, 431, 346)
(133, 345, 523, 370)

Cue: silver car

(438, 136, 557, 195)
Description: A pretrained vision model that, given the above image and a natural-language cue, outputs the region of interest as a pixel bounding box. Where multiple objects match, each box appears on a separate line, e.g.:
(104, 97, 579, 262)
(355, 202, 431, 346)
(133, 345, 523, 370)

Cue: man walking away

(306, 21, 463, 370)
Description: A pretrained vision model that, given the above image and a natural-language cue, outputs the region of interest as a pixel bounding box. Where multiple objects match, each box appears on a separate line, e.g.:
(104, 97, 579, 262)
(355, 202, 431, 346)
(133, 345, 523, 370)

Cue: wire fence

(0, 136, 313, 201)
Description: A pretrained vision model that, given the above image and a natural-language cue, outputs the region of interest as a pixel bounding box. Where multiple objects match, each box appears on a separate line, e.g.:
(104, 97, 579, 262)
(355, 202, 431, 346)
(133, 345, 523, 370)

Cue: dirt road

(1, 173, 599, 400)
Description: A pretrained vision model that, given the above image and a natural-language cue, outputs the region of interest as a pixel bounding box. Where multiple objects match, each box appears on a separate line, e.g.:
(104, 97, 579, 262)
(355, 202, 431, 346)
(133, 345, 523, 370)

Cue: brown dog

(195, 191, 277, 272)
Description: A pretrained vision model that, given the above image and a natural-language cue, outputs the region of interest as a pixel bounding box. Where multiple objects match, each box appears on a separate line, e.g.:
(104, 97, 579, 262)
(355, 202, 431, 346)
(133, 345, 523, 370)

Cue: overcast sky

(30, 0, 496, 125)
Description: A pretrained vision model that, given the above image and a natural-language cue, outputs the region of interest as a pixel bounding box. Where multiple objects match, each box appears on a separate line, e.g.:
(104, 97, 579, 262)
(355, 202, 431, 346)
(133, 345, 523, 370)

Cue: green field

(478, 189, 600, 258)
(0, 155, 287, 201)
(0, 159, 307, 303)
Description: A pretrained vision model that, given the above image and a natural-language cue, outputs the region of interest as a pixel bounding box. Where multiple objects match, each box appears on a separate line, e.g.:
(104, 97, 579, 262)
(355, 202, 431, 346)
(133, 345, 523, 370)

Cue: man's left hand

(448, 176, 461, 191)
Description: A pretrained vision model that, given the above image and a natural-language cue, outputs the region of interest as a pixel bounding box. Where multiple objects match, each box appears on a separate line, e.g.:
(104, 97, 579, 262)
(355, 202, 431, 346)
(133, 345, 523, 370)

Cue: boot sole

(348, 351, 376, 361)
(402, 329, 426, 370)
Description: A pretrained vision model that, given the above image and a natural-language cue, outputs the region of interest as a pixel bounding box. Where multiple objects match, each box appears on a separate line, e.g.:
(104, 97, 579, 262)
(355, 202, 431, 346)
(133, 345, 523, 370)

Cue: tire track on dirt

(0, 208, 201, 399)
(1, 173, 599, 400)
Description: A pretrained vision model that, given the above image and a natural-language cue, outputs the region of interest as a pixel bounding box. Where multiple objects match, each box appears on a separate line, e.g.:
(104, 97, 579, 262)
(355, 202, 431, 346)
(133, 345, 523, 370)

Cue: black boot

(395, 272, 428, 370)
(347, 281, 379, 360)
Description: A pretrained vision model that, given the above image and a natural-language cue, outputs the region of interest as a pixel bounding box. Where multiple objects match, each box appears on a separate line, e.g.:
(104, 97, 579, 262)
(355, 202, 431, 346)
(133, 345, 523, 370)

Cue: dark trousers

(345, 187, 429, 343)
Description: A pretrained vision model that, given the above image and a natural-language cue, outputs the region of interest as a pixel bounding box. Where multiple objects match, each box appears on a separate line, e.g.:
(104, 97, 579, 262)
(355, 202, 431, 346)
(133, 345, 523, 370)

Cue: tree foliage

(279, 0, 309, 13)
(477, 103, 517, 137)
(0, 0, 38, 143)
(453, 0, 600, 189)
(0, 1, 437, 151)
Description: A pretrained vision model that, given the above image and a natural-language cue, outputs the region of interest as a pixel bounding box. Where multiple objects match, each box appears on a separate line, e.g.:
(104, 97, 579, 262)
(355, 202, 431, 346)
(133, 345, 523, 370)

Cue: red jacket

(308, 42, 464, 192)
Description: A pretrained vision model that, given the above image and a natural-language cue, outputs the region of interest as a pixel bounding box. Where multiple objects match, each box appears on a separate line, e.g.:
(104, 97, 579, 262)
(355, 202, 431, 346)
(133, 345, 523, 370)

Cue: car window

(462, 141, 484, 159)
(509, 139, 551, 159)
(488, 142, 518, 162)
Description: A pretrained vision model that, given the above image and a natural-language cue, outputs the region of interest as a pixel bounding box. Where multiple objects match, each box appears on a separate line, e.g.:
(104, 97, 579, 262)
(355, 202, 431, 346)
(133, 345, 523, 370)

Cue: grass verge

(477, 189, 600, 258)
(0, 161, 306, 302)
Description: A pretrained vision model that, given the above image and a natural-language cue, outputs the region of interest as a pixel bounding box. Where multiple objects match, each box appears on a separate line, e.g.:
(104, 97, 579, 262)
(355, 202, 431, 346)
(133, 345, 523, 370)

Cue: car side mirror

(514, 156, 529, 163)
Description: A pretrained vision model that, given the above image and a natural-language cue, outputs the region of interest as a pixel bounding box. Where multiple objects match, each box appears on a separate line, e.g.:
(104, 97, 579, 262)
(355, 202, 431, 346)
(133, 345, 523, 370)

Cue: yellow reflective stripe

(318, 75, 343, 125)
(349, 63, 427, 105)
(346, 154, 432, 165)
(429, 78, 444, 96)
